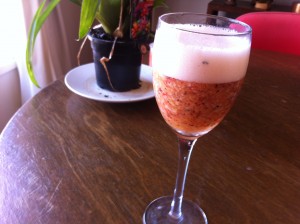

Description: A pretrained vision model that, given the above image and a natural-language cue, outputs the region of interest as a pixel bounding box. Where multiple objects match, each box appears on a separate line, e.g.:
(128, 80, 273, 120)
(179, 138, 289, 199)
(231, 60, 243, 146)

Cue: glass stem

(168, 136, 197, 220)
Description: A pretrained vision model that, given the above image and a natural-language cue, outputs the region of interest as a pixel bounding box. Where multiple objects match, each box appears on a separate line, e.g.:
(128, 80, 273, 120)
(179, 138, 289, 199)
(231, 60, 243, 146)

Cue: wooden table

(1, 49, 300, 224)
(207, 0, 291, 18)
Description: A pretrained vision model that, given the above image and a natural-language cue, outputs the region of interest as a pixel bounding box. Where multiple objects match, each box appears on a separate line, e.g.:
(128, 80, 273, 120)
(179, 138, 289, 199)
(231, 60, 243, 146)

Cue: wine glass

(143, 13, 251, 224)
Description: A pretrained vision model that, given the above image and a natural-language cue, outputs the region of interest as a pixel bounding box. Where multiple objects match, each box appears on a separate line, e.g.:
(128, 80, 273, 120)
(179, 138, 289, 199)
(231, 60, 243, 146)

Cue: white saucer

(64, 63, 154, 103)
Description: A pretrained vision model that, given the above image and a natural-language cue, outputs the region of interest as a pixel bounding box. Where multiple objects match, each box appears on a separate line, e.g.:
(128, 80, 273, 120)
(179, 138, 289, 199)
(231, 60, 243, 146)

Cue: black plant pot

(88, 28, 142, 92)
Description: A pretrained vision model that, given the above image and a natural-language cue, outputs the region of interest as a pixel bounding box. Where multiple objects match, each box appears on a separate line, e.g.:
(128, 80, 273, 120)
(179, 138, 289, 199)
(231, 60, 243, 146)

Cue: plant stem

(168, 136, 197, 220)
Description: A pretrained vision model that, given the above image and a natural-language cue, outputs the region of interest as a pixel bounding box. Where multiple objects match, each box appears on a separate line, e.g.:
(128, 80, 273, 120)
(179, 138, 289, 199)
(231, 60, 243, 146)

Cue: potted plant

(26, 0, 166, 91)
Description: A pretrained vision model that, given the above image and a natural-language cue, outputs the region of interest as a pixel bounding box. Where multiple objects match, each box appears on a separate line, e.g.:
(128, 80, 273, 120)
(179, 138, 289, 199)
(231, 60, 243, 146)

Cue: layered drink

(152, 23, 251, 137)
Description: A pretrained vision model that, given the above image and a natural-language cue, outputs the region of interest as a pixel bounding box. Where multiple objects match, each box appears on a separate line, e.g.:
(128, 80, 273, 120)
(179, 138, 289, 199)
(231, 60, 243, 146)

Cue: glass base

(143, 196, 208, 224)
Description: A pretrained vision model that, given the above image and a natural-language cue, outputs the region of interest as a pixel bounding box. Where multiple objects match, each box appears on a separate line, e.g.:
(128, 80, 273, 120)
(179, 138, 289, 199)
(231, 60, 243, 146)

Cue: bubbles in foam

(152, 23, 251, 84)
(174, 23, 239, 35)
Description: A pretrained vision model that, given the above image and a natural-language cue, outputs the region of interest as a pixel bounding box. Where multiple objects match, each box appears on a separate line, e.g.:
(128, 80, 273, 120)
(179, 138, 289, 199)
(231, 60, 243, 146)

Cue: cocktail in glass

(143, 13, 251, 224)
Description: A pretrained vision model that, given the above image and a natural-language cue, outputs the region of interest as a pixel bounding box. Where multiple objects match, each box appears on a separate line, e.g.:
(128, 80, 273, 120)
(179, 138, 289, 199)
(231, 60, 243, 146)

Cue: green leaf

(26, 0, 61, 88)
(96, 0, 130, 35)
(78, 0, 100, 39)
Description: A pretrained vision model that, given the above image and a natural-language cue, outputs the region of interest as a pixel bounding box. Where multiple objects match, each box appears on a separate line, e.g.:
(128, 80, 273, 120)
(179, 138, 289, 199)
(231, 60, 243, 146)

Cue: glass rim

(158, 12, 252, 36)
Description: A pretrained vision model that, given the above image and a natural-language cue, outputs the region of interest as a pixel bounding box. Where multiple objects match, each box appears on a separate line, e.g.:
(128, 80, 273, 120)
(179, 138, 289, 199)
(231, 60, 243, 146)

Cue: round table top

(1, 49, 300, 224)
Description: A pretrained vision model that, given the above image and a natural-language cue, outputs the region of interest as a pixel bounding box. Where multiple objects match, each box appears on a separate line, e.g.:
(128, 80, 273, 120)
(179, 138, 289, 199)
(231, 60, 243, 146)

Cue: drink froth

(152, 24, 251, 84)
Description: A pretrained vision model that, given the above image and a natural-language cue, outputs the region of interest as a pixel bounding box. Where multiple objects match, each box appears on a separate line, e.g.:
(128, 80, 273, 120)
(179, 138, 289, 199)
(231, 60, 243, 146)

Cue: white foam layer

(152, 24, 251, 83)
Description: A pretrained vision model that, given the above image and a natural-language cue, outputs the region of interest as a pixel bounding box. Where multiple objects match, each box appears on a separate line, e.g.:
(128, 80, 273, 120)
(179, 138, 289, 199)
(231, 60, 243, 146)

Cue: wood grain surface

(0, 49, 300, 224)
